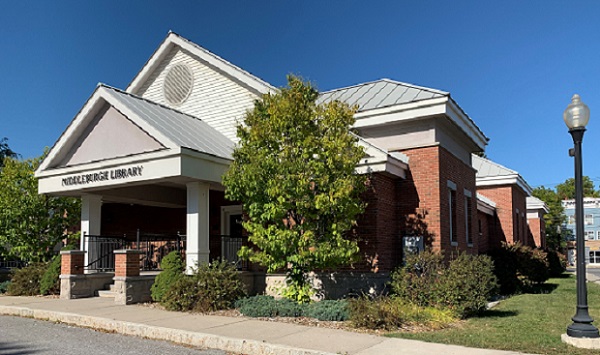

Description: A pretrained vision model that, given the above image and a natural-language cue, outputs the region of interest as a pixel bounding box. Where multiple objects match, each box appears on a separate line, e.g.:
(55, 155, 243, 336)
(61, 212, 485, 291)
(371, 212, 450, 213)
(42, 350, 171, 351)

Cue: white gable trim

(356, 137, 408, 178)
(36, 85, 178, 175)
(126, 32, 276, 97)
(476, 175, 533, 196)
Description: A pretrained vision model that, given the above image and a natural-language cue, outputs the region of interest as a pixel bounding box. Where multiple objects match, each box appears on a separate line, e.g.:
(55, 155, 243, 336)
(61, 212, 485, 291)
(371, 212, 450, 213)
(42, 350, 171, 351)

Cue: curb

(0, 305, 336, 355)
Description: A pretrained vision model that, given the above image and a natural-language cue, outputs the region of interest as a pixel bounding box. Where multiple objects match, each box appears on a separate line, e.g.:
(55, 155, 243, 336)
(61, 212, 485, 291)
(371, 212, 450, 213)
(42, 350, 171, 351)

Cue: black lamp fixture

(564, 94, 599, 338)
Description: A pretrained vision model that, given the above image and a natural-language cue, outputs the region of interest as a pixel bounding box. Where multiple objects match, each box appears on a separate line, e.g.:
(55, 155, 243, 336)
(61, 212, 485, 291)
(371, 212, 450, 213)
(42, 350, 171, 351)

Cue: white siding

(136, 47, 259, 142)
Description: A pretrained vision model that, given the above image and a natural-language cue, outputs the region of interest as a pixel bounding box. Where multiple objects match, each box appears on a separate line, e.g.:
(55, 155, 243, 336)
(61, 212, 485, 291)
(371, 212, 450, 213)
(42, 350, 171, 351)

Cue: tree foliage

(0, 137, 18, 168)
(223, 76, 366, 302)
(555, 176, 599, 200)
(532, 186, 566, 250)
(0, 155, 80, 262)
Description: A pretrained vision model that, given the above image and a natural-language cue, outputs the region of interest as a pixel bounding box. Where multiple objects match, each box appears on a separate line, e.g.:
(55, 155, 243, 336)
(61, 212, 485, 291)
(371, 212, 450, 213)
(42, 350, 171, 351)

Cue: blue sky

(1, 1, 599, 189)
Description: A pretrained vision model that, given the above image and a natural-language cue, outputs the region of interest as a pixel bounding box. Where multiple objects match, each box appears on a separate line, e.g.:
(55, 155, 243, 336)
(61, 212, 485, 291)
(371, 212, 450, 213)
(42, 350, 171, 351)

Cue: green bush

(236, 295, 306, 317)
(236, 296, 349, 321)
(0, 280, 10, 294)
(7, 263, 47, 296)
(161, 260, 246, 313)
(547, 250, 567, 277)
(438, 253, 497, 317)
(348, 296, 455, 330)
(151, 251, 184, 302)
(487, 243, 550, 294)
(389, 250, 445, 308)
(390, 250, 497, 318)
(40, 246, 75, 296)
(305, 299, 349, 321)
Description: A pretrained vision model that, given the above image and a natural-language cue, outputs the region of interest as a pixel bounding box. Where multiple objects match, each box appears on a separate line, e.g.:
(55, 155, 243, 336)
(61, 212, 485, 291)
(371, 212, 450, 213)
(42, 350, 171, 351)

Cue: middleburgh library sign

(61, 165, 144, 187)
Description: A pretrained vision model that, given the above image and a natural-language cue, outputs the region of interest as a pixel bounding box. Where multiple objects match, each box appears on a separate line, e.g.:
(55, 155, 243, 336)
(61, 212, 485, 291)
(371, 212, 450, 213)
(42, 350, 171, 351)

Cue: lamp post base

(567, 322, 600, 338)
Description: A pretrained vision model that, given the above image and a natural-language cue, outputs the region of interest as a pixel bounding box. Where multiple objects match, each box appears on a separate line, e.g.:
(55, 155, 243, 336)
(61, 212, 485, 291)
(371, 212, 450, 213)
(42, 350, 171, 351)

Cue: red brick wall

(355, 173, 399, 272)
(397, 145, 477, 256)
(527, 216, 546, 249)
(478, 185, 528, 249)
(60, 252, 84, 275)
(477, 211, 492, 253)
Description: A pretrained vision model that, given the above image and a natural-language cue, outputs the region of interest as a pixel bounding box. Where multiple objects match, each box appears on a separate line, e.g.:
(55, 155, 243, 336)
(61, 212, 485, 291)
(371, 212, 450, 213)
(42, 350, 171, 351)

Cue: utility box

(402, 235, 424, 257)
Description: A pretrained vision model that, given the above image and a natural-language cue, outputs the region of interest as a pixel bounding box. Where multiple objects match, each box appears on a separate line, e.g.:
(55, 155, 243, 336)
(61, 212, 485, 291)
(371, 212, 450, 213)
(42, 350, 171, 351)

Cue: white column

(81, 194, 102, 269)
(186, 182, 210, 274)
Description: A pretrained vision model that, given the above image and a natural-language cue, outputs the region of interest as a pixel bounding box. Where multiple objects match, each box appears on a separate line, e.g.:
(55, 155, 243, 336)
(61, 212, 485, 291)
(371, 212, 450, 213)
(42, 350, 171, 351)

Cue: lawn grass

(388, 274, 600, 355)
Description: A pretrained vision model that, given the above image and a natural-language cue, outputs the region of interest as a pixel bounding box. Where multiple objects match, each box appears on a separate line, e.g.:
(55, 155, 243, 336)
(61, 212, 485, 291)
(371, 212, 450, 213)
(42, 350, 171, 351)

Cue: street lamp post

(564, 94, 599, 338)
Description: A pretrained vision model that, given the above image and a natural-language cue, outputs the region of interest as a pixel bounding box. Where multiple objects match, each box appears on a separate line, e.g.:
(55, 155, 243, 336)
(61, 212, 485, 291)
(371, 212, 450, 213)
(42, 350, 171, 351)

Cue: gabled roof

(318, 78, 448, 112)
(126, 31, 276, 96)
(472, 154, 532, 195)
(36, 84, 233, 174)
(319, 79, 489, 151)
(103, 85, 233, 160)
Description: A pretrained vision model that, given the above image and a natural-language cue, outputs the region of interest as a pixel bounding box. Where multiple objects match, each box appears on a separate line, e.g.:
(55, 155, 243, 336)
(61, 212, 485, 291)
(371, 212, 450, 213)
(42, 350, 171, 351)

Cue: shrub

(390, 250, 497, 318)
(348, 296, 455, 330)
(389, 250, 445, 308)
(0, 281, 10, 294)
(547, 250, 567, 277)
(40, 246, 75, 296)
(438, 253, 497, 317)
(7, 263, 47, 296)
(305, 299, 349, 321)
(487, 243, 550, 294)
(236, 295, 306, 317)
(161, 260, 246, 313)
(151, 251, 184, 302)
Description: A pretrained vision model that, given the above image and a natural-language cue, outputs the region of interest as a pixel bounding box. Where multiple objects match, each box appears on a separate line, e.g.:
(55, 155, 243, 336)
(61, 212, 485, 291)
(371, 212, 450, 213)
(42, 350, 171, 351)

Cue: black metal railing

(0, 260, 26, 269)
(83, 232, 247, 272)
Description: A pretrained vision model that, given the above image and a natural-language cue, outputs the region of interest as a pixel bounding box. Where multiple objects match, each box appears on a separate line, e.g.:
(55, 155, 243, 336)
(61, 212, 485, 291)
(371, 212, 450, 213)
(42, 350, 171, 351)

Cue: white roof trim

(526, 196, 549, 213)
(477, 193, 497, 216)
(126, 32, 276, 96)
(353, 96, 488, 151)
(355, 134, 408, 178)
(476, 175, 533, 195)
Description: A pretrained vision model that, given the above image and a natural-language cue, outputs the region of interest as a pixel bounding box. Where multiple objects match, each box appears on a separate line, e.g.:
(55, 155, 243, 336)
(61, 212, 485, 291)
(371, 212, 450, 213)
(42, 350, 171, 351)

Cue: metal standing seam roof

(102, 85, 234, 160)
(317, 78, 448, 112)
(471, 154, 518, 178)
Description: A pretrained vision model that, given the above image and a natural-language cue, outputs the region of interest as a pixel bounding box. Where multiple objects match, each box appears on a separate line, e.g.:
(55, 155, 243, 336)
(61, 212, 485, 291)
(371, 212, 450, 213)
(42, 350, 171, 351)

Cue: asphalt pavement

(0, 314, 227, 355)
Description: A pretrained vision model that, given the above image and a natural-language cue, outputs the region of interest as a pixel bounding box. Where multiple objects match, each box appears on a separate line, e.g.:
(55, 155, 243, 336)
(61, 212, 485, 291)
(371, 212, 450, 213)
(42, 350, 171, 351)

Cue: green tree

(0, 155, 80, 262)
(223, 76, 366, 302)
(0, 137, 18, 168)
(555, 176, 599, 200)
(532, 186, 566, 250)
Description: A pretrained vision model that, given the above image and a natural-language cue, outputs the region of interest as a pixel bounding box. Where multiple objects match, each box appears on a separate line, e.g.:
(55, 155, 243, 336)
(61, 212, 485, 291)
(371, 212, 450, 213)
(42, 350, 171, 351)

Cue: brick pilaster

(114, 249, 142, 277)
(60, 250, 85, 275)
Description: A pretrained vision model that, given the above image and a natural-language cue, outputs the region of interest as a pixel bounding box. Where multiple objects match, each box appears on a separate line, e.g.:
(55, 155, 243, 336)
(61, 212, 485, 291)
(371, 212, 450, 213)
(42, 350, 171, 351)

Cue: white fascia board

(36, 148, 182, 178)
(356, 156, 407, 179)
(353, 97, 449, 127)
(476, 175, 533, 195)
(477, 199, 496, 216)
(444, 99, 488, 151)
(36, 87, 105, 174)
(127, 33, 276, 96)
(37, 150, 184, 195)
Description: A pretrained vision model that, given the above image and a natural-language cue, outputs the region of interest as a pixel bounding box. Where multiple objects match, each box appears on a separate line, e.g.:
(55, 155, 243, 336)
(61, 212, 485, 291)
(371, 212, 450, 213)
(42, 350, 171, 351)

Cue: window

(585, 214, 594, 225)
(464, 189, 472, 246)
(597, 230, 600, 240)
(448, 181, 457, 245)
(585, 230, 595, 240)
(568, 215, 576, 225)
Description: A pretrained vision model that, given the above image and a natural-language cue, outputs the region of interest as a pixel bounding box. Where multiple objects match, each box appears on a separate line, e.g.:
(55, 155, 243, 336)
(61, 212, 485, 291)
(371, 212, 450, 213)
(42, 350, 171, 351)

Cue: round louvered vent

(163, 64, 194, 105)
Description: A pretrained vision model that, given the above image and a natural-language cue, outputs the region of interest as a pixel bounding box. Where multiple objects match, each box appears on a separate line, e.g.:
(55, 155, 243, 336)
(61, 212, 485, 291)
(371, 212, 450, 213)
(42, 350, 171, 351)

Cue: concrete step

(97, 290, 116, 298)
(109, 284, 116, 292)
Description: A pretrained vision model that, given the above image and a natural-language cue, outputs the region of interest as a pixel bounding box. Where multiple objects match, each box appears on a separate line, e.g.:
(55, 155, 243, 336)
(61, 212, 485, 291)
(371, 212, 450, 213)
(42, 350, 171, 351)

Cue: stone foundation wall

(59, 273, 114, 299)
(113, 275, 155, 305)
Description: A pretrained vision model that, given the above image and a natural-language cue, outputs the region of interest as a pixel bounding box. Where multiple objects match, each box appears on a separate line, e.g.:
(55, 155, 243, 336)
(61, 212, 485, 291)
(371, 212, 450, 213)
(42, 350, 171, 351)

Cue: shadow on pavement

(0, 341, 43, 355)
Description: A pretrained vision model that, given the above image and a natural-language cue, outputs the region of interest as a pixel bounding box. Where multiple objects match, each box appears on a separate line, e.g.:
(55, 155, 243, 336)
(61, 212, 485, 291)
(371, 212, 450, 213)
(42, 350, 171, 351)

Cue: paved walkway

(0, 296, 528, 355)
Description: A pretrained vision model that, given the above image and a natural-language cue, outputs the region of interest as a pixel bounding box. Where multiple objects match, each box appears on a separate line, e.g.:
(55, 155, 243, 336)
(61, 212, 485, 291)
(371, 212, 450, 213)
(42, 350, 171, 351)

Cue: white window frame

(585, 214, 594, 225)
(585, 230, 595, 240)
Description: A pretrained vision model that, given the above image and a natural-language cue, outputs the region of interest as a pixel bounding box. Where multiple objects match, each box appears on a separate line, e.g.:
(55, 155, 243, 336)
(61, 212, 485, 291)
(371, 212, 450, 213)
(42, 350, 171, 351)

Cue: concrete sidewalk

(0, 296, 528, 355)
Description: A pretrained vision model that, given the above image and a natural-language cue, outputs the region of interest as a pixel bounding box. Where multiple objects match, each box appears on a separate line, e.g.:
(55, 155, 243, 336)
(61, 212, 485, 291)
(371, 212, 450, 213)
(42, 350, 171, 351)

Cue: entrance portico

(35, 84, 236, 273)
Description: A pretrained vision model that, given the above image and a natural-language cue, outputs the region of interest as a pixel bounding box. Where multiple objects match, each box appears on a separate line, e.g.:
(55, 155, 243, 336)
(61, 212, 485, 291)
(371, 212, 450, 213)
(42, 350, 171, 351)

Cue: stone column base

(113, 275, 156, 305)
(60, 273, 114, 299)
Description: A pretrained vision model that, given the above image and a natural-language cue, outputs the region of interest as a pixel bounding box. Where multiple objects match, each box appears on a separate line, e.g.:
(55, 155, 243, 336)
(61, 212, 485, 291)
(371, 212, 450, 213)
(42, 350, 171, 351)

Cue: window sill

(451, 242, 458, 247)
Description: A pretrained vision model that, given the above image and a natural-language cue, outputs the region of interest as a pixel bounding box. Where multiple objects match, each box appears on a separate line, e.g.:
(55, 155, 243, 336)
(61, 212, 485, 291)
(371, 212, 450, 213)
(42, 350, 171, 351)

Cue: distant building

(562, 197, 600, 265)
